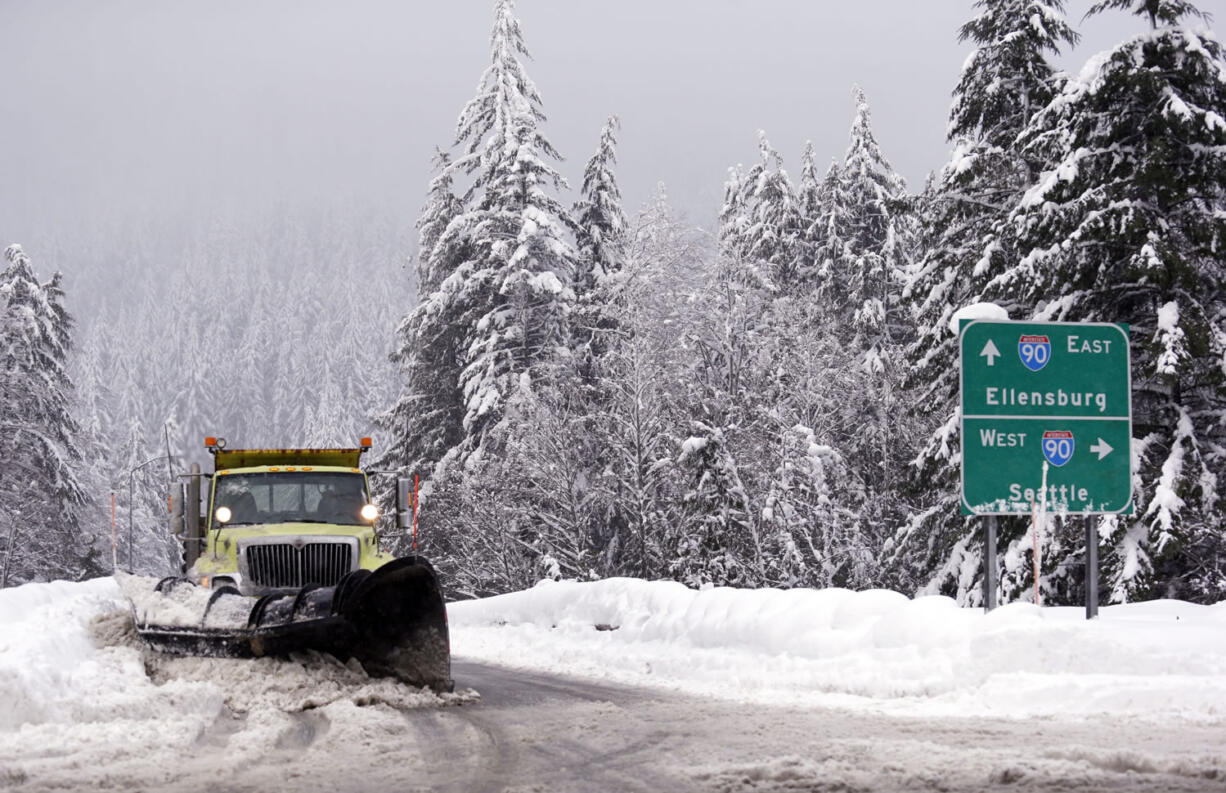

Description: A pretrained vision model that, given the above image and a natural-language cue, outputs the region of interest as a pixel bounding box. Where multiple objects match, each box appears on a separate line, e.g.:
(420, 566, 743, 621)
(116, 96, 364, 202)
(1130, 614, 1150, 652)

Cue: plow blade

(132, 556, 452, 692)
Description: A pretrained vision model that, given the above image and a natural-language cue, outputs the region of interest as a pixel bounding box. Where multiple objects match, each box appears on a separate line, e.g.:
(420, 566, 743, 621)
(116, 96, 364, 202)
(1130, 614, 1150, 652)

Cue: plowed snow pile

(0, 576, 473, 790)
(448, 578, 1226, 721)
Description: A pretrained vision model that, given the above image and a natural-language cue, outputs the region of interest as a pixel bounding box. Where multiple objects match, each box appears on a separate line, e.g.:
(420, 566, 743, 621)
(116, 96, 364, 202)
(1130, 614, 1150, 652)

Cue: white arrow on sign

(980, 339, 1001, 366)
(1090, 438, 1113, 460)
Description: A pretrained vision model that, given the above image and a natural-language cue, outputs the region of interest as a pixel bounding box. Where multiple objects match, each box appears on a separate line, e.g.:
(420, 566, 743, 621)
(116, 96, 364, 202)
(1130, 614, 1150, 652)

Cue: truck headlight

(215, 506, 232, 524)
(361, 504, 379, 522)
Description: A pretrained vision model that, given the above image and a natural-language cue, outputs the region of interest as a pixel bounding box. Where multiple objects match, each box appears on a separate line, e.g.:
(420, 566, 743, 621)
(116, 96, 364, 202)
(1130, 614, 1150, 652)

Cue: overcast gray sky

(0, 1, 1200, 258)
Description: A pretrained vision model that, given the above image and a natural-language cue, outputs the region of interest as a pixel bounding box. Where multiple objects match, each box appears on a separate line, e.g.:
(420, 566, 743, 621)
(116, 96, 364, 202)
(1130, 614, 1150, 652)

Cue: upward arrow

(980, 339, 1001, 366)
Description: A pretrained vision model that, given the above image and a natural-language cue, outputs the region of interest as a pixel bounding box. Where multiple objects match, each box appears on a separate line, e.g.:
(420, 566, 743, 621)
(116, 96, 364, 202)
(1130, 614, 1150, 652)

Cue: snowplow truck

(130, 437, 451, 692)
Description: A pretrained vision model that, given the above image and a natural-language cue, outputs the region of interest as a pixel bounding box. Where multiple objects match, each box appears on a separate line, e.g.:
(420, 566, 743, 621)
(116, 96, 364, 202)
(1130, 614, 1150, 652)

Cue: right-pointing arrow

(1090, 438, 1113, 460)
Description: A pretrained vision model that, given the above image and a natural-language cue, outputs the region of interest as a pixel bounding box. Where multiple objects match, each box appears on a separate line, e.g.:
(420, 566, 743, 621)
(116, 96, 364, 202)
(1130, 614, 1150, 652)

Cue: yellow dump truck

(128, 437, 450, 691)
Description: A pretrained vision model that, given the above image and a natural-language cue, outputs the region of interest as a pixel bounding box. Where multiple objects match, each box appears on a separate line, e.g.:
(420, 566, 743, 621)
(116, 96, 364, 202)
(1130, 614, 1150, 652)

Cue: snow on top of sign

(949, 302, 1009, 334)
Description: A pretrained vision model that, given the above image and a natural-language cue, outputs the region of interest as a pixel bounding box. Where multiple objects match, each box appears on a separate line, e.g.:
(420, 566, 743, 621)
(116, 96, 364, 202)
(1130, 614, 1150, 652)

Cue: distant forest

(3, 0, 1224, 604)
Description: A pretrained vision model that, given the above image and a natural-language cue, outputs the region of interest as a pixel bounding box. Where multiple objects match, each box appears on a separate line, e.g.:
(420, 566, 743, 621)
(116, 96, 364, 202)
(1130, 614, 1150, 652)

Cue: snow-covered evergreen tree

(377, 0, 583, 572)
(799, 88, 918, 570)
(838, 86, 912, 362)
(571, 115, 628, 385)
(718, 164, 750, 264)
(573, 116, 627, 297)
(0, 245, 95, 586)
(810, 160, 852, 317)
(792, 141, 824, 289)
(996, 0, 1226, 601)
(893, 0, 1079, 599)
(443, 0, 577, 460)
(674, 422, 757, 587)
(717, 132, 803, 292)
(741, 133, 802, 290)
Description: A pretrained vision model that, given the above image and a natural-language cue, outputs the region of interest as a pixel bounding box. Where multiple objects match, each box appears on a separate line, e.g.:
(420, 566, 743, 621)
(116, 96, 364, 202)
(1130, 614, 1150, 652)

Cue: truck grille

(243, 540, 356, 589)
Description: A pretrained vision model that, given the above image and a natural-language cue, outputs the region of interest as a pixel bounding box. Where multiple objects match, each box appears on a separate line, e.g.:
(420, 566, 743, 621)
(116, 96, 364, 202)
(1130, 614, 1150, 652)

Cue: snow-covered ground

(0, 577, 472, 790)
(448, 577, 1226, 722)
(2, 575, 1224, 790)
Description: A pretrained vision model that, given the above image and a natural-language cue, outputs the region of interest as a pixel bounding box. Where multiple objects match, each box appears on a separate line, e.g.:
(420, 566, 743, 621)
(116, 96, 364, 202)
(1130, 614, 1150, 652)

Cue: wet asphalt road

(7, 658, 1225, 792)
(375, 660, 1226, 793)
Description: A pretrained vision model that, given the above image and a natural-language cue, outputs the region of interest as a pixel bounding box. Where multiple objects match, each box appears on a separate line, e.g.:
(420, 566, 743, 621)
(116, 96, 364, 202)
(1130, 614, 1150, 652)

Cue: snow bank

(0, 577, 209, 732)
(0, 577, 469, 741)
(4, 573, 1224, 746)
(449, 578, 1226, 721)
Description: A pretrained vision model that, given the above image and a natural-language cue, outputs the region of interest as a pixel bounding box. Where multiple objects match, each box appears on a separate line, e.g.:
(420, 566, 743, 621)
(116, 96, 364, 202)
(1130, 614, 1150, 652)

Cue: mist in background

(2, 1, 1146, 298)
(0, 0, 1149, 465)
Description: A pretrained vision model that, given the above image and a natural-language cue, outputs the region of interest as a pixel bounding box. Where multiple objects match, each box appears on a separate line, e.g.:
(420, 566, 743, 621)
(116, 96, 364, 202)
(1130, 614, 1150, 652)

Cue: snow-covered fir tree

(837, 86, 912, 361)
(443, 0, 576, 460)
(792, 141, 824, 290)
(571, 115, 628, 385)
(573, 116, 627, 297)
(741, 132, 802, 290)
(675, 421, 757, 587)
(378, 0, 589, 582)
(810, 159, 852, 318)
(994, 0, 1226, 602)
(0, 245, 95, 586)
(717, 132, 803, 291)
(808, 88, 917, 570)
(892, 0, 1079, 599)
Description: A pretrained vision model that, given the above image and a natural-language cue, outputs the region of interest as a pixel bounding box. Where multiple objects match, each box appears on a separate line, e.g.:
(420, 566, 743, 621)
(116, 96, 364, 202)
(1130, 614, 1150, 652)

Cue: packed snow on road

(2, 575, 1225, 790)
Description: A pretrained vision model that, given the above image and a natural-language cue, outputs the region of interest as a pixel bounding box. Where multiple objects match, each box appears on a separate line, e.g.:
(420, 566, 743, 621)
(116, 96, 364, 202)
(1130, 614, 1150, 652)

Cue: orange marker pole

(412, 474, 419, 552)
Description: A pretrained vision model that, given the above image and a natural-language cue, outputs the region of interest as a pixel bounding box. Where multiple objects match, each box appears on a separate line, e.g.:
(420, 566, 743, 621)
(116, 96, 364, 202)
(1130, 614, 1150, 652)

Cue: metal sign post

(1085, 515, 1099, 619)
(983, 516, 997, 610)
(959, 320, 1131, 617)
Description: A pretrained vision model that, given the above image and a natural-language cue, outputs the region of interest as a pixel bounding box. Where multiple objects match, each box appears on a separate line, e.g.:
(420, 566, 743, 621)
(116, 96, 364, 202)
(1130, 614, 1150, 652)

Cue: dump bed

(212, 447, 365, 470)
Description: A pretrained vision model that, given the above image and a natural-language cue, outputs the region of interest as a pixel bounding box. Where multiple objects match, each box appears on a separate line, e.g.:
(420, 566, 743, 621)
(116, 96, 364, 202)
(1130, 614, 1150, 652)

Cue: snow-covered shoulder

(449, 577, 1226, 721)
(0, 575, 471, 778)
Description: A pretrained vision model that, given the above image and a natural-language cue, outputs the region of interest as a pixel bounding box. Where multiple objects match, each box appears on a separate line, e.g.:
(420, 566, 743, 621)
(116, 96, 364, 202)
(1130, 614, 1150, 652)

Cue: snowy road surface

(430, 660, 1226, 793)
(3, 577, 1226, 791)
(6, 657, 1226, 792)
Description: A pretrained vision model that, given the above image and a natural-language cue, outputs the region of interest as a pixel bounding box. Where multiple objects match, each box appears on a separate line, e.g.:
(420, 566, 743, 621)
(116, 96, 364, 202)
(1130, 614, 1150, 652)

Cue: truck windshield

(212, 472, 369, 527)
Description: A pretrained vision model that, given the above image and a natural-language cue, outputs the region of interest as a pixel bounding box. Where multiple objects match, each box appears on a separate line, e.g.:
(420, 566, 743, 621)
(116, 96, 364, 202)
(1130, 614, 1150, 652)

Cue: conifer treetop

(454, 0, 561, 187)
(843, 86, 906, 200)
(1087, 0, 1210, 27)
(575, 115, 628, 290)
(950, 0, 1079, 146)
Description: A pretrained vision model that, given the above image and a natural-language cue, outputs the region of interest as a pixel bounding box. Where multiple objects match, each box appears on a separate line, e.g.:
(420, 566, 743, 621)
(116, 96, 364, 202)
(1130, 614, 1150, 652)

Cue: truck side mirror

(396, 478, 413, 531)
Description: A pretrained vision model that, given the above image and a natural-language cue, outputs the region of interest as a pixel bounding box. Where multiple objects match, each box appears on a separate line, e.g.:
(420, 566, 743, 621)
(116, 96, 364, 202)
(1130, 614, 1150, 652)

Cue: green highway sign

(959, 320, 1132, 516)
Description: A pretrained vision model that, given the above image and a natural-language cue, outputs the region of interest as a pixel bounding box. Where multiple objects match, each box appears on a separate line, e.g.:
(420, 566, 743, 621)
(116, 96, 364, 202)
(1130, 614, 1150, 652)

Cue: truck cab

(179, 439, 396, 595)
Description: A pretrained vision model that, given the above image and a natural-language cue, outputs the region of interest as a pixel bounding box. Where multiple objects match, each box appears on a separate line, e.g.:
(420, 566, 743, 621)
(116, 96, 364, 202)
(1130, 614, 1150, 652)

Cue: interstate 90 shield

(1041, 430, 1074, 467)
(1018, 334, 1051, 372)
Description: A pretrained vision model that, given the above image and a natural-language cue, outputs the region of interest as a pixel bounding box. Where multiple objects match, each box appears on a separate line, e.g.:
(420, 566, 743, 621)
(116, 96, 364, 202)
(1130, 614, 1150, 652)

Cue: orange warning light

(360, 437, 373, 448)
(205, 436, 217, 447)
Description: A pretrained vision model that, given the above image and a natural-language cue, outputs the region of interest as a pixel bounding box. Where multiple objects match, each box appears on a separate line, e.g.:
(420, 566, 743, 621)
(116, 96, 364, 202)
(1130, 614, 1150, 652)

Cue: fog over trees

(2, 0, 1224, 604)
